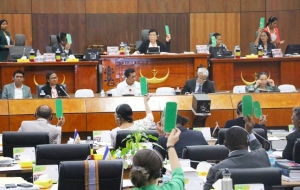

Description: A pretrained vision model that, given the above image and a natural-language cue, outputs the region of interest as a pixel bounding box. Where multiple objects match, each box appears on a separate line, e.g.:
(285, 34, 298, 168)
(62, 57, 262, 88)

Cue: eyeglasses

(50, 77, 58, 80)
(14, 76, 23, 78)
(260, 35, 267, 37)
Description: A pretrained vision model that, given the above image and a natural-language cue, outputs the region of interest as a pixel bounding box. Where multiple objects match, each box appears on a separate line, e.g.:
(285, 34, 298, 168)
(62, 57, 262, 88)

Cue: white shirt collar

(14, 83, 23, 89)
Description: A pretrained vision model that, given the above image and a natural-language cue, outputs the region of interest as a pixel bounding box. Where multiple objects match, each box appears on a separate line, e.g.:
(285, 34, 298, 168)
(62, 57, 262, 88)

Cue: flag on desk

(102, 145, 111, 160)
(74, 129, 81, 144)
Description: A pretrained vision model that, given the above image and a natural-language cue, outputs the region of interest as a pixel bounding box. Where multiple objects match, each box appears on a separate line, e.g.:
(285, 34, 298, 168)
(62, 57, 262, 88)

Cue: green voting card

(211, 36, 216, 47)
(163, 102, 177, 133)
(259, 17, 265, 28)
(165, 25, 170, 35)
(242, 95, 253, 117)
(55, 99, 63, 118)
(253, 101, 262, 119)
(140, 77, 148, 95)
(66, 33, 72, 44)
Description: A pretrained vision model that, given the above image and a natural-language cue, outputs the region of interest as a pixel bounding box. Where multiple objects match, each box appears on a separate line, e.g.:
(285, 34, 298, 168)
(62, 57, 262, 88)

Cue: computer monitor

(145, 47, 160, 54)
(209, 46, 226, 58)
(285, 44, 300, 54)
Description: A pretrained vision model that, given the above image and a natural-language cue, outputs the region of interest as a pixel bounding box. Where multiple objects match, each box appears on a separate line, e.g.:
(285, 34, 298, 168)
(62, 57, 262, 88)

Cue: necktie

(197, 85, 202, 93)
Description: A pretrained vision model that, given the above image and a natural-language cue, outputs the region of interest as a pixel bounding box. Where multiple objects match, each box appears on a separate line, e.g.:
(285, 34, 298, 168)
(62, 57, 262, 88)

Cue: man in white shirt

(2, 70, 32, 99)
(116, 68, 141, 96)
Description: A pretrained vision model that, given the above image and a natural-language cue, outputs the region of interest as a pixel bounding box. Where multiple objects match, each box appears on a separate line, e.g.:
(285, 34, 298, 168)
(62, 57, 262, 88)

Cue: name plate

(196, 45, 208, 53)
(107, 46, 119, 55)
(13, 147, 36, 163)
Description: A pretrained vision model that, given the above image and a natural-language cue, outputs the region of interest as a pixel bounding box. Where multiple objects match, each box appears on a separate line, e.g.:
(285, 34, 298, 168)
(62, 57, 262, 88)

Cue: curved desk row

(1, 93, 299, 133)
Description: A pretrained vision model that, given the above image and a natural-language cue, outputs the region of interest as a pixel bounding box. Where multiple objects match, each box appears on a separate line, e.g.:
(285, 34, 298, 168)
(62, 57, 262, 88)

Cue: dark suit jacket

(224, 117, 267, 134)
(257, 42, 276, 54)
(154, 126, 208, 160)
(52, 43, 73, 55)
(204, 139, 270, 190)
(181, 78, 215, 94)
(137, 40, 170, 54)
(282, 129, 300, 160)
(40, 84, 67, 98)
(0, 30, 13, 61)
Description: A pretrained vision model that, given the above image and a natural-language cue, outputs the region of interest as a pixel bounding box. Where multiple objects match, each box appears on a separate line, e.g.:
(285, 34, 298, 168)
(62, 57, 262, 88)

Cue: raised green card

(253, 101, 262, 119)
(242, 95, 253, 117)
(260, 17, 265, 28)
(55, 99, 63, 118)
(163, 102, 177, 133)
(165, 25, 170, 35)
(66, 33, 72, 44)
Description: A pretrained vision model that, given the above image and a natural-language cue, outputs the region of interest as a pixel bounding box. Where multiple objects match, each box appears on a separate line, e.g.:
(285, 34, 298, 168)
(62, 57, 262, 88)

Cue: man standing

(2, 70, 32, 99)
(116, 68, 141, 96)
(52, 33, 72, 55)
(181, 67, 215, 94)
(204, 115, 270, 190)
(18, 105, 65, 144)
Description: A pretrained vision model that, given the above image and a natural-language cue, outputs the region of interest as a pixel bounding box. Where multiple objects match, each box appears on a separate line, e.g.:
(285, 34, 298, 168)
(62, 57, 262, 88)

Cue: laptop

(271, 140, 287, 151)
(85, 49, 100, 61)
(209, 47, 226, 58)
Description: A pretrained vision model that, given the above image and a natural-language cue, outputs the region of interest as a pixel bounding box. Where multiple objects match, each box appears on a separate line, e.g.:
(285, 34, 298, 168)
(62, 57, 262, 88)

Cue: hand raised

(166, 34, 171, 42)
(243, 114, 254, 134)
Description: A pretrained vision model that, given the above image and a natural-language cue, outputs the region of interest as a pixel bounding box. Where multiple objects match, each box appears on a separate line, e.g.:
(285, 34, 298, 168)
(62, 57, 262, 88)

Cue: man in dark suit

(52, 33, 73, 55)
(204, 115, 271, 190)
(282, 107, 300, 160)
(181, 67, 215, 94)
(154, 114, 208, 160)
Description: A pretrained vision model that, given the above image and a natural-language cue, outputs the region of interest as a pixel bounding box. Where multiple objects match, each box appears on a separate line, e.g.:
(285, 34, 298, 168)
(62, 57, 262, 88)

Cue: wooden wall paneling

(240, 0, 266, 12)
(86, 0, 137, 13)
(206, 110, 233, 128)
(266, 0, 300, 11)
(31, 14, 86, 54)
(240, 12, 265, 56)
(137, 14, 190, 53)
(0, 0, 32, 14)
(190, 0, 240, 13)
(74, 65, 97, 92)
(31, 0, 86, 14)
(212, 62, 234, 90)
(86, 14, 139, 48)
(0, 66, 25, 90)
(265, 11, 300, 53)
(138, 0, 189, 13)
(0, 14, 32, 47)
(190, 13, 240, 52)
(280, 61, 300, 87)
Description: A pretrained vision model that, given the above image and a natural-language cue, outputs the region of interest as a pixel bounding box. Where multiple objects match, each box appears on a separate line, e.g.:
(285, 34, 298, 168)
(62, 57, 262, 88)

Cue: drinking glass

(262, 49, 268, 57)
(61, 53, 66, 62)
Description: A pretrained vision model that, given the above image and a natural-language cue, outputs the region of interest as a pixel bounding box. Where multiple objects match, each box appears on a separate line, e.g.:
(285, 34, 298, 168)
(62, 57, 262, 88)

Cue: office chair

(216, 168, 281, 190)
(293, 139, 300, 164)
(135, 29, 150, 51)
(278, 84, 297, 92)
(58, 160, 123, 190)
(182, 145, 229, 169)
(2, 132, 49, 158)
(155, 87, 175, 95)
(250, 42, 258, 54)
(114, 130, 158, 149)
(9, 46, 32, 60)
(15, 34, 26, 46)
(75, 89, 95, 98)
(218, 128, 268, 150)
(36, 144, 91, 165)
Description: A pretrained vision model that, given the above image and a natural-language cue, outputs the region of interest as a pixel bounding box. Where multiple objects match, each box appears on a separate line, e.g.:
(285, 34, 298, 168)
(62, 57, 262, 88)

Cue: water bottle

(100, 90, 105, 97)
(119, 42, 125, 55)
(237, 86, 240, 94)
(258, 45, 263, 58)
(222, 169, 233, 190)
(87, 136, 93, 154)
(175, 87, 181, 95)
(234, 46, 241, 59)
(171, 88, 175, 95)
(29, 49, 35, 62)
(55, 49, 61, 62)
(40, 89, 45, 98)
(36, 50, 42, 62)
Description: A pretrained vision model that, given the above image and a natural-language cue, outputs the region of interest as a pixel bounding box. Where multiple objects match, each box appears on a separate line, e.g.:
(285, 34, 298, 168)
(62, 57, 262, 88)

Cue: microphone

(253, 130, 271, 151)
(59, 86, 70, 98)
(45, 95, 51, 98)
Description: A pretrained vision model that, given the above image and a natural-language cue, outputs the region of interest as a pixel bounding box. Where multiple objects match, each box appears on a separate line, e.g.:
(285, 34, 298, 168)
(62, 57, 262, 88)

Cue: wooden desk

(0, 61, 99, 94)
(211, 57, 300, 91)
(101, 54, 210, 92)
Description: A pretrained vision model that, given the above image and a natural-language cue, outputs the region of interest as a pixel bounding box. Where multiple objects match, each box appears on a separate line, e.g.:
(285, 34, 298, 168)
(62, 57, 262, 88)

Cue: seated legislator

(204, 116, 271, 190)
(116, 68, 141, 96)
(224, 101, 267, 133)
(181, 67, 215, 94)
(110, 95, 154, 147)
(18, 105, 65, 144)
(52, 32, 73, 55)
(208, 32, 228, 50)
(154, 114, 208, 159)
(2, 70, 32, 99)
(245, 71, 280, 93)
(282, 107, 300, 160)
(254, 29, 276, 55)
(136, 29, 171, 54)
(40, 71, 68, 98)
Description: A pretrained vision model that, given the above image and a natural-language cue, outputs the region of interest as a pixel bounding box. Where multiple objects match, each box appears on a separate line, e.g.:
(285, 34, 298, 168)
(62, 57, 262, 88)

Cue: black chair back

(36, 144, 90, 165)
(216, 168, 281, 190)
(293, 139, 300, 164)
(218, 128, 267, 149)
(3, 132, 49, 158)
(58, 160, 123, 190)
(182, 145, 229, 169)
(115, 130, 158, 149)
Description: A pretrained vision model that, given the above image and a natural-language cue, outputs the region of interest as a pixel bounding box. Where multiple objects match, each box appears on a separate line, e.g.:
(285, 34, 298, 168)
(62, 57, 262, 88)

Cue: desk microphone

(253, 131, 271, 151)
(45, 95, 51, 98)
(60, 86, 70, 98)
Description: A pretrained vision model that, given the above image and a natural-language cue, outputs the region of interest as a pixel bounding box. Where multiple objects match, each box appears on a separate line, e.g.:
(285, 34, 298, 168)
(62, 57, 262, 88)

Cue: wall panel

(0, 14, 32, 47)
(190, 13, 240, 52)
(32, 14, 86, 54)
(137, 14, 189, 53)
(32, 0, 86, 14)
(0, 0, 32, 13)
(138, 0, 189, 13)
(266, 0, 300, 11)
(86, 0, 138, 13)
(190, 0, 240, 13)
(241, 0, 266, 12)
